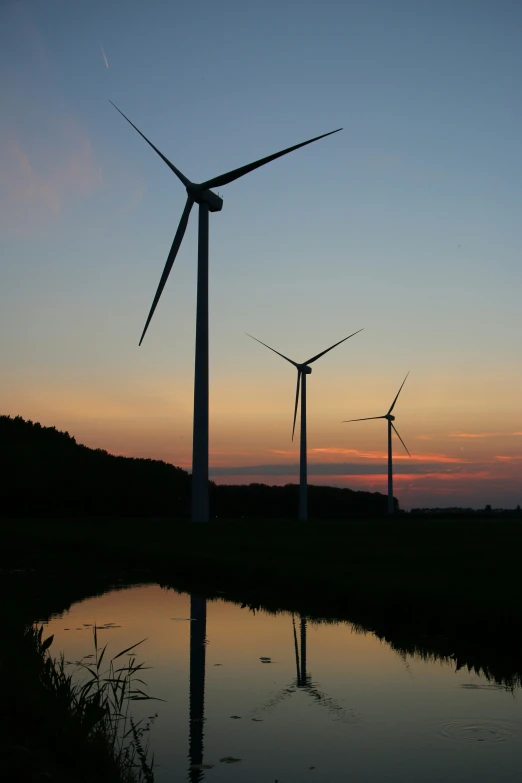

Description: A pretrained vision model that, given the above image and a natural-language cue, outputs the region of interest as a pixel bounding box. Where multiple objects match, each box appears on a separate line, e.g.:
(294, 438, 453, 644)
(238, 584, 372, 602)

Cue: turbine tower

(188, 595, 207, 782)
(248, 330, 362, 520)
(292, 614, 310, 688)
(343, 373, 411, 515)
(111, 102, 342, 522)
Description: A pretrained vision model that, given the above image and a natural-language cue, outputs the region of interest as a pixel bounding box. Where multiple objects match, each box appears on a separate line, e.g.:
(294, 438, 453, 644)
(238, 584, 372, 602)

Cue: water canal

(44, 584, 522, 782)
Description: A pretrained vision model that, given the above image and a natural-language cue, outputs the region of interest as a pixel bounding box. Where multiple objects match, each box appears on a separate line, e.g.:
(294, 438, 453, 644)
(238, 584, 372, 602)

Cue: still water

(45, 584, 521, 782)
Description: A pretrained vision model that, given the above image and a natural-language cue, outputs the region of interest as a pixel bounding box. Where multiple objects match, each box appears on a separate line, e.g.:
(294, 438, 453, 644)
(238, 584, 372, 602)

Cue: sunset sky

(1, 0, 521, 509)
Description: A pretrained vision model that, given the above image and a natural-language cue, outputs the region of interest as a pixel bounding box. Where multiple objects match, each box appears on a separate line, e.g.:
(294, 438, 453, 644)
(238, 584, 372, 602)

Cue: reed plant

(28, 623, 159, 783)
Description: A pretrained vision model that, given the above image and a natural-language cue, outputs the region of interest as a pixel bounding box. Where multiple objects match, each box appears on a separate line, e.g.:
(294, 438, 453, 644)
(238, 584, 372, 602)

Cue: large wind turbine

(248, 330, 363, 520)
(111, 102, 342, 523)
(343, 373, 411, 515)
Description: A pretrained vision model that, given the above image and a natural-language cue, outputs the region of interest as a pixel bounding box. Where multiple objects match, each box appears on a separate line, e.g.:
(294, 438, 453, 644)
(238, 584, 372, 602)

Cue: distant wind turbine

(248, 330, 363, 520)
(343, 373, 411, 515)
(111, 101, 342, 522)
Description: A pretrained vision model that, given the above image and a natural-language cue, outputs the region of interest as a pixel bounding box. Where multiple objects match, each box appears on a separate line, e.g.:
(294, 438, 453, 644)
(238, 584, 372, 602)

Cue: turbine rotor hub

(187, 184, 223, 212)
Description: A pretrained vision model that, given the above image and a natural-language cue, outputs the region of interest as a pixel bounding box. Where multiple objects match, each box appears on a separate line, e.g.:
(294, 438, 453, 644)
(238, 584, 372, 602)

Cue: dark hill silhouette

(0, 415, 190, 518)
(0, 415, 391, 518)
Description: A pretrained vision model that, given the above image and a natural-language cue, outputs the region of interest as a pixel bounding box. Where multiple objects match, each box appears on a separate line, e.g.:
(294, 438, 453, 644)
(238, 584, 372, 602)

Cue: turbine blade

(200, 128, 342, 190)
(292, 370, 301, 441)
(110, 101, 191, 188)
(391, 423, 411, 457)
(246, 334, 299, 368)
(305, 329, 363, 365)
(342, 416, 385, 423)
(139, 196, 194, 345)
(387, 372, 410, 415)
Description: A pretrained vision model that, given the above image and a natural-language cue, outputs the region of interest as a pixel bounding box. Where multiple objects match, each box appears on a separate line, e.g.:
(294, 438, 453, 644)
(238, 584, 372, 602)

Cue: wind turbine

(343, 373, 411, 515)
(111, 101, 342, 522)
(248, 330, 363, 520)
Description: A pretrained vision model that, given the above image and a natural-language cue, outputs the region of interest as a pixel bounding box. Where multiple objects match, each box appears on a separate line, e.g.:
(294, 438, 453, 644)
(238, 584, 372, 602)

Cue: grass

(3, 514, 522, 634)
(57, 625, 158, 782)
(2, 514, 522, 689)
(2, 619, 157, 783)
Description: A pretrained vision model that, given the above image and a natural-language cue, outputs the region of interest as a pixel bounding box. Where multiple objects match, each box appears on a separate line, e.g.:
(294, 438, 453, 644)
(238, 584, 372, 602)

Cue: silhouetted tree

(1, 415, 390, 519)
(0, 415, 190, 518)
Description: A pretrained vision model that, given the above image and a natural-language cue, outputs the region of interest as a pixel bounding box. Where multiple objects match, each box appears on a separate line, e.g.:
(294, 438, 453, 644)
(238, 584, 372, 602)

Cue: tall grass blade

(113, 639, 147, 660)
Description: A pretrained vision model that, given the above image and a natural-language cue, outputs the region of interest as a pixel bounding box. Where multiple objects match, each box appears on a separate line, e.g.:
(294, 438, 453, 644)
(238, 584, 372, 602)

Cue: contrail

(101, 45, 109, 69)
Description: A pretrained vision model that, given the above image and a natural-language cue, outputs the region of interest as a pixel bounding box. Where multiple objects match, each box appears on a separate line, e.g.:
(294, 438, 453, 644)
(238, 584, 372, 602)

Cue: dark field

(3, 515, 522, 645)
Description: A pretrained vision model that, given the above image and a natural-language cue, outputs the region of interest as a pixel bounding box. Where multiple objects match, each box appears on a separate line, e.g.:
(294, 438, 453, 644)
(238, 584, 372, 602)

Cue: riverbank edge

(4, 516, 522, 650)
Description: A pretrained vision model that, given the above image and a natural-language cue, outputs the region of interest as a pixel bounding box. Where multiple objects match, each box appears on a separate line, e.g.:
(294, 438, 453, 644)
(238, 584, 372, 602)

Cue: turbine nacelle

(247, 330, 363, 442)
(110, 101, 342, 348)
(343, 373, 411, 464)
(188, 184, 223, 212)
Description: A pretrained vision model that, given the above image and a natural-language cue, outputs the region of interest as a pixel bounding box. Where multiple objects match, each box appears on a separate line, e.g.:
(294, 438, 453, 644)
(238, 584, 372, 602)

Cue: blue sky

(1, 0, 521, 507)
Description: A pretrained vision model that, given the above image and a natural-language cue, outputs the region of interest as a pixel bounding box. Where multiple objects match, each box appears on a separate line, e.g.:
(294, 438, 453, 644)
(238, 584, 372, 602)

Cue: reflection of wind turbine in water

(343, 373, 411, 515)
(256, 614, 356, 723)
(188, 596, 207, 782)
(293, 614, 310, 687)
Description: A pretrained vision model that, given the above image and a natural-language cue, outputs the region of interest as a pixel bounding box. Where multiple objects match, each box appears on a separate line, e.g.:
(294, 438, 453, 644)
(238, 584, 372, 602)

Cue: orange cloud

(211, 469, 508, 510)
(309, 447, 388, 459)
(325, 470, 491, 481)
(290, 446, 466, 464)
(402, 453, 465, 464)
(449, 432, 498, 439)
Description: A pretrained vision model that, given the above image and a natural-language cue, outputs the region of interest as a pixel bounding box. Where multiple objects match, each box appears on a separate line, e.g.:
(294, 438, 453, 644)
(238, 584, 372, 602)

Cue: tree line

(0, 415, 390, 518)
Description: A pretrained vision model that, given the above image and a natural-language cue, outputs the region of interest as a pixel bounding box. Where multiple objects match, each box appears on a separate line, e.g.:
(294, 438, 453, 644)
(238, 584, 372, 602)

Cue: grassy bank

(3, 515, 522, 692)
(1, 532, 157, 783)
(2, 622, 156, 783)
(3, 515, 522, 640)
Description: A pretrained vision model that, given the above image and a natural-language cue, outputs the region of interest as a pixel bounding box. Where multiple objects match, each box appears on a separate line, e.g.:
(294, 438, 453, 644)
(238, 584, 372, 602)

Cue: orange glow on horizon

(2, 372, 521, 508)
(449, 432, 499, 439)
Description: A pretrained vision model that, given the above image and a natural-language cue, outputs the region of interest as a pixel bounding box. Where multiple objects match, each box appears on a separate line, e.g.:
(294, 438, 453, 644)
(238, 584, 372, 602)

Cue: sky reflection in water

(45, 585, 522, 783)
